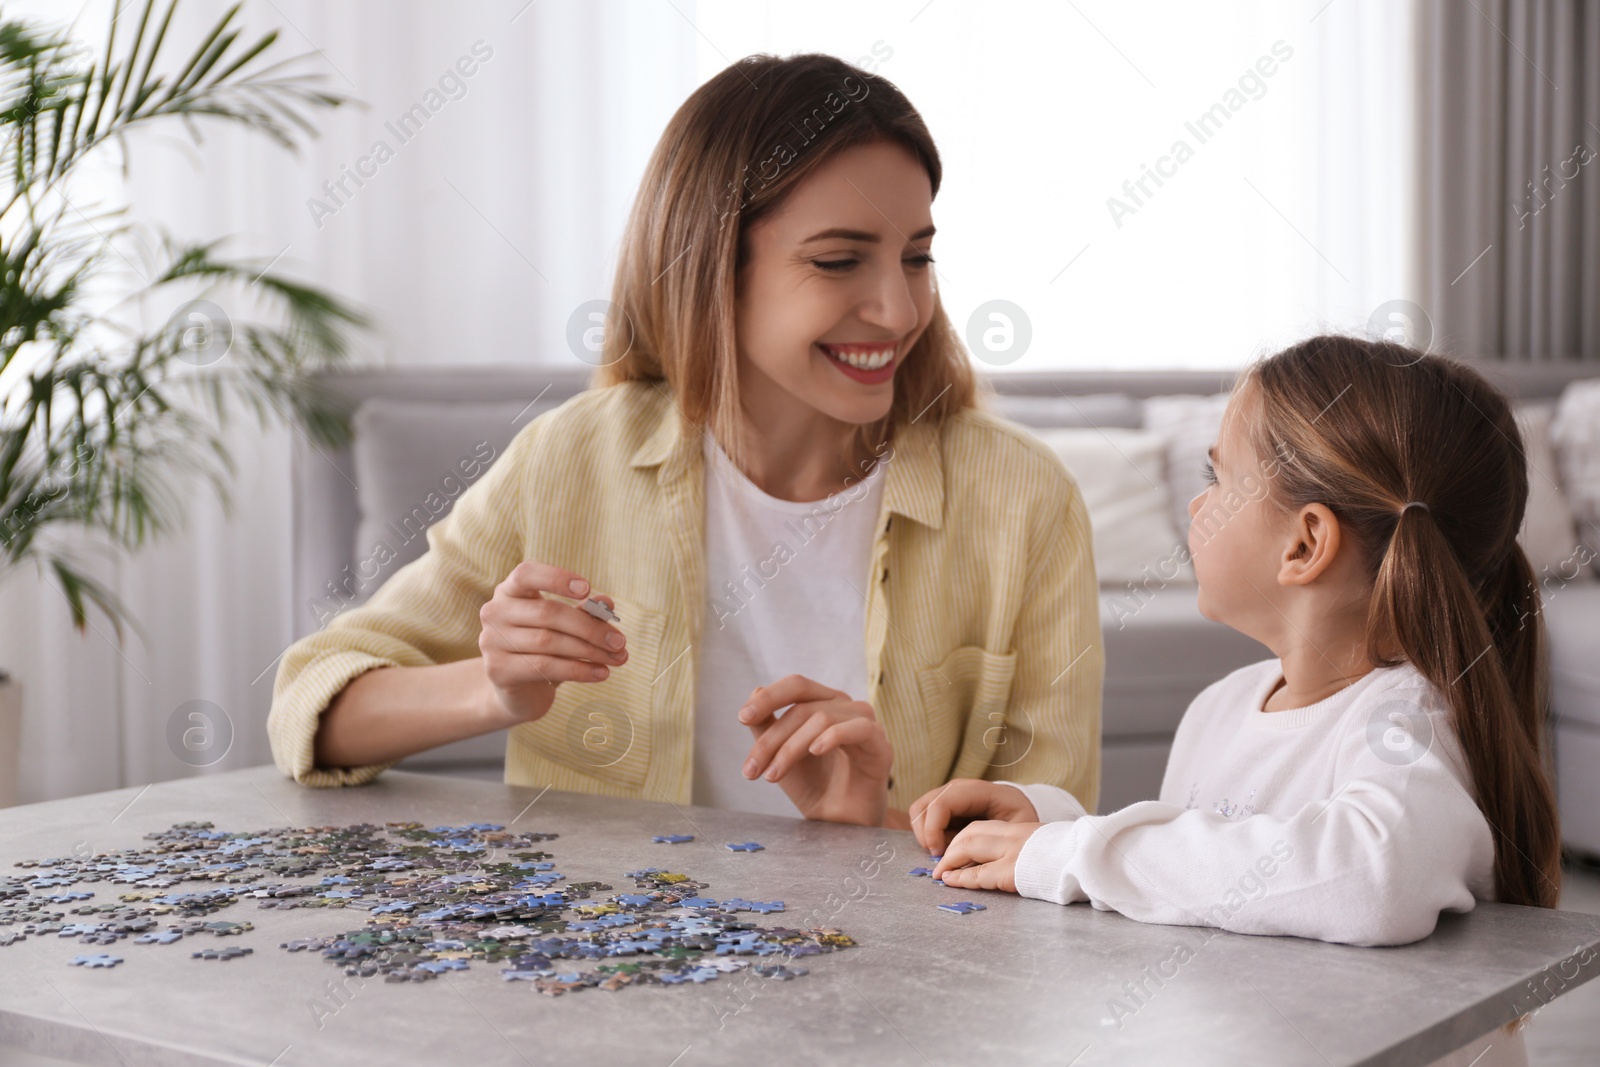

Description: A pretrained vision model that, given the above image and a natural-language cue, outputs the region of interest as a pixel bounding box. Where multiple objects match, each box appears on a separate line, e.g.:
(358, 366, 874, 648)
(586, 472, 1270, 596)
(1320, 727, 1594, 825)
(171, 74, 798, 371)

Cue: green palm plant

(0, 0, 366, 636)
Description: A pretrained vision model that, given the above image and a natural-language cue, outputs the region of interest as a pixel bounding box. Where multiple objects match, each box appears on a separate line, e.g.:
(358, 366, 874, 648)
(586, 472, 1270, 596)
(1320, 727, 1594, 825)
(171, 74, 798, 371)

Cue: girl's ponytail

(1370, 503, 1559, 911)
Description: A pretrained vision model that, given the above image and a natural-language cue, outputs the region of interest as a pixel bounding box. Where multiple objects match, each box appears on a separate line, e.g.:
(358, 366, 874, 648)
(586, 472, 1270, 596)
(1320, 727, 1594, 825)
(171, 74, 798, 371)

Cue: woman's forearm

(313, 658, 513, 769)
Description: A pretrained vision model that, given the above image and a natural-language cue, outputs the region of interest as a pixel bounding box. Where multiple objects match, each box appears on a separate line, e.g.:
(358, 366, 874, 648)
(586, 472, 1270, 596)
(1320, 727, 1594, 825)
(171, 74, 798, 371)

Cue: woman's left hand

(739, 674, 893, 827)
(931, 820, 1043, 893)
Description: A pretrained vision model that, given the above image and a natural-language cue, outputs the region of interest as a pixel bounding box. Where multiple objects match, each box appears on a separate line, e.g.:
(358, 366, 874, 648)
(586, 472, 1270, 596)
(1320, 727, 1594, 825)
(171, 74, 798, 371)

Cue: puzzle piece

(134, 930, 183, 945)
(581, 598, 621, 623)
(724, 842, 765, 852)
(652, 834, 693, 845)
(910, 867, 934, 877)
(192, 946, 254, 960)
(68, 954, 122, 968)
(937, 902, 987, 915)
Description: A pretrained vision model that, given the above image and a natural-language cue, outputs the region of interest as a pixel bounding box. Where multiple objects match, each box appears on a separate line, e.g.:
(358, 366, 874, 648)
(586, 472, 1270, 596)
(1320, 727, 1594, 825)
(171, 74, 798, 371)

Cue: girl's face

(734, 140, 937, 427)
(1186, 383, 1293, 642)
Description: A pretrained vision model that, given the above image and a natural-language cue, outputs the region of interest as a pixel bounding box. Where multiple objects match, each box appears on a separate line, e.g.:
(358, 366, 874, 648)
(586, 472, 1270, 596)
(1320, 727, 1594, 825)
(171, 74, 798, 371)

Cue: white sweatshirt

(1003, 658, 1528, 1066)
(1006, 658, 1500, 943)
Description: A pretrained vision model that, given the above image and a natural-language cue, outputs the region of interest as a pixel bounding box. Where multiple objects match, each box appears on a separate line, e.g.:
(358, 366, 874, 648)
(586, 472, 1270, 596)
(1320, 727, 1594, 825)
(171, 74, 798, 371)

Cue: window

(692, 0, 1418, 370)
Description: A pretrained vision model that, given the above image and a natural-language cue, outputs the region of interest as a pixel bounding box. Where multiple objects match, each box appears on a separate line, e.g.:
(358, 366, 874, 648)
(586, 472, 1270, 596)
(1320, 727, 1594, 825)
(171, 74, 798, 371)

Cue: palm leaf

(0, 0, 365, 634)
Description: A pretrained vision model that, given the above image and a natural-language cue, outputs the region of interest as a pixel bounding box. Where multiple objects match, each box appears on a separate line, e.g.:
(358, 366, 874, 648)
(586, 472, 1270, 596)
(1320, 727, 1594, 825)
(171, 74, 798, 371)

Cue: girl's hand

(909, 779, 1039, 856)
(738, 675, 893, 827)
(932, 820, 1043, 893)
(477, 562, 628, 725)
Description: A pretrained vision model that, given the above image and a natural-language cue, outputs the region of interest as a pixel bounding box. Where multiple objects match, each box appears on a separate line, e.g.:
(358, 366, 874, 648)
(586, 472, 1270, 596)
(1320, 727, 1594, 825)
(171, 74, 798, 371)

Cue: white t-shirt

(1002, 658, 1526, 1067)
(691, 435, 888, 815)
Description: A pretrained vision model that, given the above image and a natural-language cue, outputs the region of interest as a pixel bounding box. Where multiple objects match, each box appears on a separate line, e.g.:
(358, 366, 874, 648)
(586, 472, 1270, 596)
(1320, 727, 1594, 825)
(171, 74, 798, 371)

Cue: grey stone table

(0, 767, 1596, 1067)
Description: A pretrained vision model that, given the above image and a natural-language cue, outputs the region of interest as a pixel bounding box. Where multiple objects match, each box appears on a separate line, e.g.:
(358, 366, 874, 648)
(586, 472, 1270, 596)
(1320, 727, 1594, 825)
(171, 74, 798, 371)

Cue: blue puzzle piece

(134, 930, 183, 945)
(938, 901, 987, 914)
(724, 842, 764, 852)
(370, 901, 416, 915)
(747, 901, 785, 914)
(616, 894, 655, 907)
(677, 896, 717, 908)
(415, 959, 469, 973)
(652, 834, 694, 844)
(910, 867, 934, 877)
(68, 954, 122, 968)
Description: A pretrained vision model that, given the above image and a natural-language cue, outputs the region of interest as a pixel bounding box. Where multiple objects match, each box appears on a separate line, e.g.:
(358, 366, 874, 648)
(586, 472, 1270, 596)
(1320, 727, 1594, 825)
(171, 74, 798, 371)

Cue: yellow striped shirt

(268, 380, 1104, 814)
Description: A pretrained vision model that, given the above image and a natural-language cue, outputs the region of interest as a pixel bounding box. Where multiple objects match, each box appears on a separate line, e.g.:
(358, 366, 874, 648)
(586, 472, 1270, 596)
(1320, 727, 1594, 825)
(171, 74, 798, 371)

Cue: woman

(268, 53, 1104, 829)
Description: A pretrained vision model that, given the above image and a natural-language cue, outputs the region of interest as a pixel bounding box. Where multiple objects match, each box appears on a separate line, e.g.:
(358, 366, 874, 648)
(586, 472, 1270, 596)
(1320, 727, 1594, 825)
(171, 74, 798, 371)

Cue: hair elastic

(1400, 500, 1429, 515)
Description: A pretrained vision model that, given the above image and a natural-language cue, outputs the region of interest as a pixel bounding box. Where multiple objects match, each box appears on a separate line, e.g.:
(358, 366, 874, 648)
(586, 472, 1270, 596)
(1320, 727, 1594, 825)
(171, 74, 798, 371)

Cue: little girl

(912, 335, 1561, 1067)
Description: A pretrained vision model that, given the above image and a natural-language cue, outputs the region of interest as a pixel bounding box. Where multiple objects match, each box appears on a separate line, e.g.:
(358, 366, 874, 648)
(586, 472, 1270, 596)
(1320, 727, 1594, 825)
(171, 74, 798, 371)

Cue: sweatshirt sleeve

(1010, 704, 1496, 946)
(995, 780, 1092, 823)
(266, 416, 539, 787)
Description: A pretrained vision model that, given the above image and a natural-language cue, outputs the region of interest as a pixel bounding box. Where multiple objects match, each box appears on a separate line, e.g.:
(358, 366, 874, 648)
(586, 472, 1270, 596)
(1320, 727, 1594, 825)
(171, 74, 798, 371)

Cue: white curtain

(1, 0, 696, 803)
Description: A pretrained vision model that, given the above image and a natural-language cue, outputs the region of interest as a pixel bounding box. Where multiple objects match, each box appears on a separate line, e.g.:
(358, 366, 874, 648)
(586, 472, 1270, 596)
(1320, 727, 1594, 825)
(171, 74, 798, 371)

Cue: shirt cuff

(995, 781, 1091, 823)
(269, 650, 402, 787)
(1013, 819, 1087, 905)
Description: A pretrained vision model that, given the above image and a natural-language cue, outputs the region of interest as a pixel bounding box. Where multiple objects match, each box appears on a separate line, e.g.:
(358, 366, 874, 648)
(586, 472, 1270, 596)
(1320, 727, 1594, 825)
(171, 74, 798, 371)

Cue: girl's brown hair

(1241, 335, 1561, 917)
(596, 53, 976, 467)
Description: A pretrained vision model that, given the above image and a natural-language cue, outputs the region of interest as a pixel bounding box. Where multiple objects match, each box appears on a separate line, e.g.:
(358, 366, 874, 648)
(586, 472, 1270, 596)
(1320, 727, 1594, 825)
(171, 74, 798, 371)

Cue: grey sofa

(290, 362, 1600, 855)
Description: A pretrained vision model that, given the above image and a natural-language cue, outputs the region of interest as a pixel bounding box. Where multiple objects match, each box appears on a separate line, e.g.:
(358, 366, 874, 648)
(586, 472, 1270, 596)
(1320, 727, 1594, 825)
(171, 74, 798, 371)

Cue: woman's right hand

(909, 778, 1039, 856)
(477, 561, 628, 725)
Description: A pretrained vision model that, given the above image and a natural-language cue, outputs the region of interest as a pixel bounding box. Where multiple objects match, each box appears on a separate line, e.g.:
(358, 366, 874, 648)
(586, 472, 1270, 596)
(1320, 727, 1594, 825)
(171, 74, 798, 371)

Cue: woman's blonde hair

(595, 53, 976, 468)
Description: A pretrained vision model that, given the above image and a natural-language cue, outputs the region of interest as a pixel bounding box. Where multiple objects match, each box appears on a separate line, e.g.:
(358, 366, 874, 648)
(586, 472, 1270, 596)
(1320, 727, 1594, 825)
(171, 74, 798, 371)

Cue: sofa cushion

(1551, 378, 1600, 578)
(1035, 428, 1193, 587)
(1100, 586, 1274, 736)
(349, 398, 559, 602)
(1141, 392, 1231, 535)
(1513, 403, 1588, 583)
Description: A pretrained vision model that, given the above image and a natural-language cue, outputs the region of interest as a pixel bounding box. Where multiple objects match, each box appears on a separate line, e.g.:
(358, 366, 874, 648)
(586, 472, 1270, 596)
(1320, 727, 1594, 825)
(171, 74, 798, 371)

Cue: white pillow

(1033, 427, 1194, 587)
(1513, 404, 1588, 584)
(1142, 393, 1232, 535)
(1550, 381, 1600, 579)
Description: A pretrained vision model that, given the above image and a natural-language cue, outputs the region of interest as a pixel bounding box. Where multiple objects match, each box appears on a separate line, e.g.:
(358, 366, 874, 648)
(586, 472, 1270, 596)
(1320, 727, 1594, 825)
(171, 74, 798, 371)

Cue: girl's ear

(1277, 503, 1343, 586)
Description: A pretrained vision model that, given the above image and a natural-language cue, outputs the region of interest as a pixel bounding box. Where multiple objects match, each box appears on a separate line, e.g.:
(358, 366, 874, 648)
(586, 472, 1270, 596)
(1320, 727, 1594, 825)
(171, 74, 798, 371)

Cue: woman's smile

(816, 340, 899, 384)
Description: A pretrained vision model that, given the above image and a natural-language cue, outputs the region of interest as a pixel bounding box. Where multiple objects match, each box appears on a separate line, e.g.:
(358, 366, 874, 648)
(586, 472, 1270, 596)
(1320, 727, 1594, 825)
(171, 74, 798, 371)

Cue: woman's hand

(477, 561, 628, 725)
(909, 779, 1039, 856)
(738, 675, 893, 827)
(931, 820, 1042, 893)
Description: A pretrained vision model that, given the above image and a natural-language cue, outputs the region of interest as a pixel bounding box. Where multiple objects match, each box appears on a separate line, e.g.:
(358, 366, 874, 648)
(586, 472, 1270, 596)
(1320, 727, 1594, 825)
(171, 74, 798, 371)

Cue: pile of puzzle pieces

(1, 820, 856, 995)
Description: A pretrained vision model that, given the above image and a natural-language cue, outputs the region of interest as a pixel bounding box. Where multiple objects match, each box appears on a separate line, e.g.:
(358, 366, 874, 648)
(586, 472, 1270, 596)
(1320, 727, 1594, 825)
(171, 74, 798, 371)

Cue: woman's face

(734, 140, 936, 427)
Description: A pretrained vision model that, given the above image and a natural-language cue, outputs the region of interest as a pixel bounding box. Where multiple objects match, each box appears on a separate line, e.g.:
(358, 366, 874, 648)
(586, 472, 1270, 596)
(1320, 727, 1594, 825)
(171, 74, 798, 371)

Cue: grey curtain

(1418, 0, 1600, 361)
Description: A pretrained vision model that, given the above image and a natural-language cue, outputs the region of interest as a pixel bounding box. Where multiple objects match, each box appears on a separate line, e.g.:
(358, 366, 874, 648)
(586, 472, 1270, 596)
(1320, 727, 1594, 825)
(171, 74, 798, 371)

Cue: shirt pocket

(507, 594, 665, 789)
(917, 645, 1021, 781)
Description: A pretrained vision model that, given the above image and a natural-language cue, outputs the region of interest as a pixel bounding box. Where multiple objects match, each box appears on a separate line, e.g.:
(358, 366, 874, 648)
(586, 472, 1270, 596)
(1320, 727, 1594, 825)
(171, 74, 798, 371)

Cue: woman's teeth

(822, 344, 896, 370)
